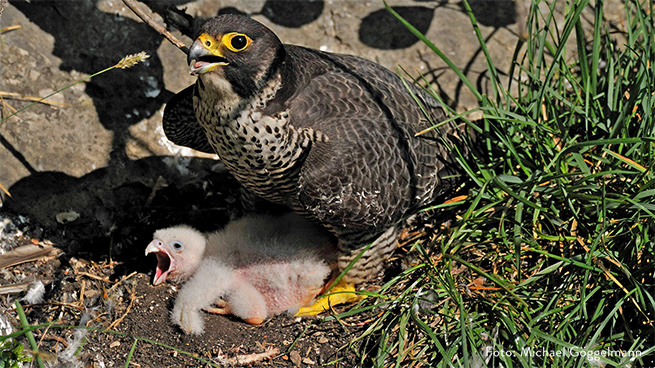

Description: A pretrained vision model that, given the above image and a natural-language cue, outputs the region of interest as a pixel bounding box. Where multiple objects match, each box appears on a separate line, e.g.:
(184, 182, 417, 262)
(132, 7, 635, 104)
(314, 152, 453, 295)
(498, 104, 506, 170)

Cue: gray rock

(0, 0, 622, 241)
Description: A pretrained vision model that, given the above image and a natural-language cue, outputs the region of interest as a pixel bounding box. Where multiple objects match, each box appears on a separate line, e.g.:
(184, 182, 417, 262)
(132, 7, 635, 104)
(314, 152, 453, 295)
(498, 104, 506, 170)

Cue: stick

(0, 24, 21, 34)
(215, 346, 280, 366)
(121, 0, 188, 54)
(0, 91, 68, 107)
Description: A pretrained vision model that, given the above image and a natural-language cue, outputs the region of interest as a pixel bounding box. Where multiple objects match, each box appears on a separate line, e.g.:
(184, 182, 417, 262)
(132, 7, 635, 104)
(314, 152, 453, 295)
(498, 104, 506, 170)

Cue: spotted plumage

(163, 14, 468, 283)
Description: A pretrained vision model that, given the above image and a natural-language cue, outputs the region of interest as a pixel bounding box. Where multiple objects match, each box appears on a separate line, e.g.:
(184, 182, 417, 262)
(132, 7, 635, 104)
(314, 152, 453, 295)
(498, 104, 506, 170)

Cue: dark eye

(230, 35, 248, 50)
(171, 241, 184, 251)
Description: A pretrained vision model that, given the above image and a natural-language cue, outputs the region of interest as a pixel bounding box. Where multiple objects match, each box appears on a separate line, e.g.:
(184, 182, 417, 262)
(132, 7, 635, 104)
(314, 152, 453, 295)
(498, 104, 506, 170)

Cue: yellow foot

(294, 279, 365, 317)
(203, 306, 229, 315)
(203, 299, 229, 315)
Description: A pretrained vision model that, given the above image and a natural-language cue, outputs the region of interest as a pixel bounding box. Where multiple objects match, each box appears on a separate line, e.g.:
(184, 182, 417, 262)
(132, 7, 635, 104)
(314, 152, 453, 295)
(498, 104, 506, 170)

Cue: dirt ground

(0, 174, 380, 367)
(0, 242, 368, 368)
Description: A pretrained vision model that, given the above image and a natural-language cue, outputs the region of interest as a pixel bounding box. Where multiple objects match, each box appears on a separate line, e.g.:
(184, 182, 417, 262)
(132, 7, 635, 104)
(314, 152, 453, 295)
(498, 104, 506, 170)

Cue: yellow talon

(295, 279, 365, 317)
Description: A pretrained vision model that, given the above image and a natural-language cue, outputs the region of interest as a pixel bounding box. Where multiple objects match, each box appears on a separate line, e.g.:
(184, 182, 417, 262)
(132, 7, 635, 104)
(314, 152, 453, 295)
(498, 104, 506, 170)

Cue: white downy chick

(146, 213, 336, 334)
(145, 225, 207, 285)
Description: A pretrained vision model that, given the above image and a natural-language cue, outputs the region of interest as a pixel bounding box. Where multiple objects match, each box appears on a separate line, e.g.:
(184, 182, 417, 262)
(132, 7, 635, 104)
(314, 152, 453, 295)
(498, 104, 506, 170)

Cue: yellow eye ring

(223, 33, 252, 52)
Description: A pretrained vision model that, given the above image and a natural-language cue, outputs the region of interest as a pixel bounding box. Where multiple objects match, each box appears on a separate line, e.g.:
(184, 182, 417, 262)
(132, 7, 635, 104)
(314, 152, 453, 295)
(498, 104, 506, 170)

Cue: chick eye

(224, 33, 251, 52)
(171, 241, 184, 251)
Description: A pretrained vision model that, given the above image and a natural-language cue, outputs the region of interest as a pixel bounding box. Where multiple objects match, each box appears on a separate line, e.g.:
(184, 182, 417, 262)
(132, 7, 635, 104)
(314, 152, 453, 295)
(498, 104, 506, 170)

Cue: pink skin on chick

(145, 214, 336, 334)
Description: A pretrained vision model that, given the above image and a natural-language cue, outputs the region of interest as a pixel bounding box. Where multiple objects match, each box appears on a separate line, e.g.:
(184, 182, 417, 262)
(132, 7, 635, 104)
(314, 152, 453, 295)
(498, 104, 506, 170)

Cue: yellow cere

(198, 33, 223, 56)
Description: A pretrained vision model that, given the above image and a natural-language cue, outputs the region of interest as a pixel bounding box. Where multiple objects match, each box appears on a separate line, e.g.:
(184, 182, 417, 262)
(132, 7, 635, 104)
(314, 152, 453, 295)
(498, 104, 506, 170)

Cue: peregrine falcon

(163, 14, 467, 284)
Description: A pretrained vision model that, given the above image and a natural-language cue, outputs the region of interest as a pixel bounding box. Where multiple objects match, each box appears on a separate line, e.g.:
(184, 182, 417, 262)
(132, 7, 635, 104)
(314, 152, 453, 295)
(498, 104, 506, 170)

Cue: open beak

(188, 39, 229, 76)
(145, 239, 175, 286)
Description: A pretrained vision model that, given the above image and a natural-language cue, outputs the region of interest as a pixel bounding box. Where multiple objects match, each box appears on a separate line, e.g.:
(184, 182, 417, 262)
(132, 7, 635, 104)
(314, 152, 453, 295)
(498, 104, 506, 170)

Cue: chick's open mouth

(145, 243, 175, 286)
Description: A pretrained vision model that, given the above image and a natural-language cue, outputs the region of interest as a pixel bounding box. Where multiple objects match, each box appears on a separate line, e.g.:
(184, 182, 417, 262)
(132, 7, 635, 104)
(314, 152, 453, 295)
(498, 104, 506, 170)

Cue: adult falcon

(163, 14, 467, 292)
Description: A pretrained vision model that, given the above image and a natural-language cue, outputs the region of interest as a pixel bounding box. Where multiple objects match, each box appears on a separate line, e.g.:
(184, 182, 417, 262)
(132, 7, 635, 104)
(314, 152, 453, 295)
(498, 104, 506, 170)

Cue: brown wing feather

(163, 85, 215, 154)
(285, 46, 464, 239)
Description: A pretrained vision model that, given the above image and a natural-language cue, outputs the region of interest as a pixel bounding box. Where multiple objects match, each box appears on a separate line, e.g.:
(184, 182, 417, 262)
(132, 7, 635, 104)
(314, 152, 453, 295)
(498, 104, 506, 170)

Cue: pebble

(289, 350, 302, 366)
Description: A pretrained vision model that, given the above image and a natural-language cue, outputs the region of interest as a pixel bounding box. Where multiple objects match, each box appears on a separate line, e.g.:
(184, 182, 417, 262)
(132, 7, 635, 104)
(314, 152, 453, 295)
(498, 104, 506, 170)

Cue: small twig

(76, 271, 111, 282)
(36, 323, 53, 355)
(107, 271, 138, 294)
(40, 334, 69, 348)
(27, 301, 85, 311)
(0, 91, 68, 107)
(79, 279, 86, 306)
(214, 346, 280, 366)
(101, 260, 120, 269)
(86, 312, 109, 326)
(468, 286, 502, 291)
(1, 98, 19, 120)
(0, 24, 21, 34)
(145, 176, 168, 207)
(0, 185, 6, 207)
(121, 0, 188, 53)
(108, 285, 141, 330)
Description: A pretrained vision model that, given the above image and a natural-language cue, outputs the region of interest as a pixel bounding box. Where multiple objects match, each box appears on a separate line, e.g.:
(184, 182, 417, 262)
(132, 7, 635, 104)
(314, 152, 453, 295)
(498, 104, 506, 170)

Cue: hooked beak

(188, 39, 229, 76)
(145, 239, 176, 286)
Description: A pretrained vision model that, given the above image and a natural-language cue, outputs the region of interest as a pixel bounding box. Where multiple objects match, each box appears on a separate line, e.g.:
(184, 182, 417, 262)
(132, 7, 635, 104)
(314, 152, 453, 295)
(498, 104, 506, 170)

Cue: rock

(0, 0, 624, 267)
(0, 0, 529, 192)
(289, 350, 302, 367)
(55, 210, 80, 224)
(0, 0, 6, 22)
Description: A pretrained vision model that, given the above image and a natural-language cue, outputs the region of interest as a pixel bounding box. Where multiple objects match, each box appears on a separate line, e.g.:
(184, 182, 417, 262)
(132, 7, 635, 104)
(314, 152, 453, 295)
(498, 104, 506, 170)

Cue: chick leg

(171, 262, 235, 334)
(225, 281, 268, 325)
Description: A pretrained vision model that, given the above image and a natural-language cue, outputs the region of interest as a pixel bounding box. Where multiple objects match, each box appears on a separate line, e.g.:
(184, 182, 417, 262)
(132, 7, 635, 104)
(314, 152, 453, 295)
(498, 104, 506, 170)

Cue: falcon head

(145, 226, 206, 285)
(188, 15, 285, 98)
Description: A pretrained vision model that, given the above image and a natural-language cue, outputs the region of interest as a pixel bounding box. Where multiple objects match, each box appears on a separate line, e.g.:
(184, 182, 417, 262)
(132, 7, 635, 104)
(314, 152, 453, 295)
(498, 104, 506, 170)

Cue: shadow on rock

(9, 0, 170, 164)
(459, 0, 516, 27)
(359, 6, 435, 50)
(3, 156, 240, 277)
(260, 0, 324, 28)
(148, 1, 324, 41)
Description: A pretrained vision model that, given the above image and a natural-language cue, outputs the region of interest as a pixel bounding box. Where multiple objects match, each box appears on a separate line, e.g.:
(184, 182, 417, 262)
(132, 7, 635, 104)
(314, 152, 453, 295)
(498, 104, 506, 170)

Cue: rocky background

(0, 0, 527, 191)
(0, 1, 623, 367)
(0, 0, 541, 276)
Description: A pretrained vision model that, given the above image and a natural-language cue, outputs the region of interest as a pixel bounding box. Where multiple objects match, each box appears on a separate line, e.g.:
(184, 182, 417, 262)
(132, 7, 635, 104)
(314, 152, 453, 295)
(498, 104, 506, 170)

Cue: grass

(334, 0, 655, 366)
